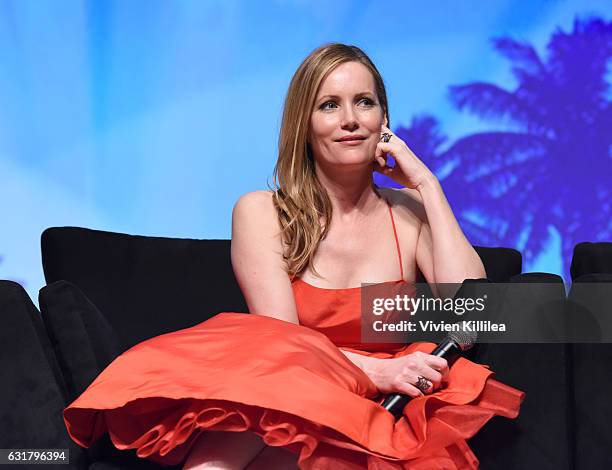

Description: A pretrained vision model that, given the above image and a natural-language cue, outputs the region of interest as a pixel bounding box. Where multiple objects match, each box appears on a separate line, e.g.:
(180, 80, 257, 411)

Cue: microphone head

(448, 321, 477, 351)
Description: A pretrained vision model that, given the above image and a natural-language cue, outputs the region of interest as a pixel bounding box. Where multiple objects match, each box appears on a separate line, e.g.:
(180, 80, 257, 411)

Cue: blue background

(1, 0, 610, 302)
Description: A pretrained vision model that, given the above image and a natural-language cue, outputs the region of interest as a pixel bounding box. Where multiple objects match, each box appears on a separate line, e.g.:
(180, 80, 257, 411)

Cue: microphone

(381, 322, 477, 419)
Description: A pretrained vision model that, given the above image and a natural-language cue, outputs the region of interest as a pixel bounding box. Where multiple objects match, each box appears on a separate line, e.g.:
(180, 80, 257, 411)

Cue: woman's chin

(329, 153, 374, 166)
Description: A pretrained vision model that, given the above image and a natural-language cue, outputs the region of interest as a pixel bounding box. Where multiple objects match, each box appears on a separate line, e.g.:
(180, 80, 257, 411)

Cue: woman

(64, 44, 524, 469)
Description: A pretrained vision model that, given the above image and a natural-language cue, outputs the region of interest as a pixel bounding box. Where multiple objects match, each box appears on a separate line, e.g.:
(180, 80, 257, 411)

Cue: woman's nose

(340, 107, 359, 130)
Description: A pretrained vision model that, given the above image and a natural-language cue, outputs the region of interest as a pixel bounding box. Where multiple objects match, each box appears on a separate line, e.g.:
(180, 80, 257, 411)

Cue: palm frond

(394, 114, 447, 158)
(547, 16, 612, 98)
(491, 37, 545, 76)
(448, 83, 529, 124)
(443, 131, 547, 166)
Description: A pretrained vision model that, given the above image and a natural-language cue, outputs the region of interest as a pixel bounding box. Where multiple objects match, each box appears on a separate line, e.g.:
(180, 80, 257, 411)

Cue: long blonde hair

(271, 43, 390, 279)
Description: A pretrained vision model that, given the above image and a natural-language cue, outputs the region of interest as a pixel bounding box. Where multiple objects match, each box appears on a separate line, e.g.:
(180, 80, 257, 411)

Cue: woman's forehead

(316, 62, 376, 97)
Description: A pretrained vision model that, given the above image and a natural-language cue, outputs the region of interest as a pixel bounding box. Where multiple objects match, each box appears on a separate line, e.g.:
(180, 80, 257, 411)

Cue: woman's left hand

(373, 125, 436, 190)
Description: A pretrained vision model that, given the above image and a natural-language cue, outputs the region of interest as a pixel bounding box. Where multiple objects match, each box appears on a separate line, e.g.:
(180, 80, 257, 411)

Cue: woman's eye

(320, 98, 375, 110)
(321, 101, 337, 110)
(359, 98, 375, 106)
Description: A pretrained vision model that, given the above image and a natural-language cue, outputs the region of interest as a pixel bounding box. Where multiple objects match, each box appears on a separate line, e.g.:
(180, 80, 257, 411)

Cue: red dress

(64, 201, 524, 469)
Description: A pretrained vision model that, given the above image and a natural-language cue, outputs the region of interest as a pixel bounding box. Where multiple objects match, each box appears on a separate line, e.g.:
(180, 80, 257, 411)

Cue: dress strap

(387, 202, 404, 280)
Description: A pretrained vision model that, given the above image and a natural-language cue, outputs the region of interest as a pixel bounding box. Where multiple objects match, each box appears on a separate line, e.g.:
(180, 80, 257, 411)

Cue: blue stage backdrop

(1, 0, 610, 302)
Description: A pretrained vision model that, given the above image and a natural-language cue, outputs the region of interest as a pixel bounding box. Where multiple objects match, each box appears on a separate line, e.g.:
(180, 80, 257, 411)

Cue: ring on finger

(415, 375, 432, 393)
(380, 132, 392, 143)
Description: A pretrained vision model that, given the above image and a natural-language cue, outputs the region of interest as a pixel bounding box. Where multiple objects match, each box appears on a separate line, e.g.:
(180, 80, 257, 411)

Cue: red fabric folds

(64, 312, 524, 469)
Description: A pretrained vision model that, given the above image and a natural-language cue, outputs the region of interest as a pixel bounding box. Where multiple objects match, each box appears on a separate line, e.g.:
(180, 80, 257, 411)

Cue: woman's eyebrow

(317, 92, 375, 101)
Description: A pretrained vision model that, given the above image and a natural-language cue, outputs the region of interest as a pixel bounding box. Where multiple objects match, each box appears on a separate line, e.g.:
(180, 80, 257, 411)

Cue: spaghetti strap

(387, 201, 404, 280)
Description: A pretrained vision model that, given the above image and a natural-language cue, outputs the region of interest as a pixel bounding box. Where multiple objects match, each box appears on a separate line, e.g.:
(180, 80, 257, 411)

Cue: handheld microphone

(381, 322, 477, 419)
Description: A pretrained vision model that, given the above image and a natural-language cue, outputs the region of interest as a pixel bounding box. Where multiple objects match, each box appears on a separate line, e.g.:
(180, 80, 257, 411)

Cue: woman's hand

(373, 124, 436, 190)
(369, 351, 449, 398)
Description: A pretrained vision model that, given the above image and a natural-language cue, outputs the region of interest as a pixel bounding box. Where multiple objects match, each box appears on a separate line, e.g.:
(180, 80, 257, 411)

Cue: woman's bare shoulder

(232, 190, 281, 235)
(234, 190, 276, 215)
(235, 189, 275, 204)
(378, 187, 425, 222)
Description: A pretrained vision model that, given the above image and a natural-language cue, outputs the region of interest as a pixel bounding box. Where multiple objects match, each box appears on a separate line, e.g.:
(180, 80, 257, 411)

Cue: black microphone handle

(380, 339, 463, 420)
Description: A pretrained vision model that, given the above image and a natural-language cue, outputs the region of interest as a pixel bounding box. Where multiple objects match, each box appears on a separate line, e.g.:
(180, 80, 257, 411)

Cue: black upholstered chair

(469, 272, 572, 470)
(0, 280, 88, 470)
(5, 226, 605, 469)
(568, 242, 612, 470)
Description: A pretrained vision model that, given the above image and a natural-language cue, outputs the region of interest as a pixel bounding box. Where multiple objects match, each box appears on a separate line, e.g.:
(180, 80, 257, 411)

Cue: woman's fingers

(399, 369, 437, 396)
(413, 375, 434, 394)
(384, 352, 450, 397)
(425, 367, 443, 385)
(414, 366, 442, 391)
(399, 353, 447, 393)
(374, 154, 386, 168)
(423, 355, 450, 380)
(397, 382, 424, 399)
(373, 144, 387, 166)
(373, 153, 397, 177)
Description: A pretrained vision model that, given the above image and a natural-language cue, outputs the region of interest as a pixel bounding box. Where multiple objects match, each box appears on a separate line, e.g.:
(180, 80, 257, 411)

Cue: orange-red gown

(64, 203, 524, 469)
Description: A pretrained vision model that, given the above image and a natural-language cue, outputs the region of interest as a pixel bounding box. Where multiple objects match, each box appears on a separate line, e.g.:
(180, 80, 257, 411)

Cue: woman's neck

(314, 163, 382, 217)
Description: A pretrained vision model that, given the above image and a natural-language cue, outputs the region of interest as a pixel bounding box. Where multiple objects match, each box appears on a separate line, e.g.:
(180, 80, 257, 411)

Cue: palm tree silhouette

(379, 16, 612, 280)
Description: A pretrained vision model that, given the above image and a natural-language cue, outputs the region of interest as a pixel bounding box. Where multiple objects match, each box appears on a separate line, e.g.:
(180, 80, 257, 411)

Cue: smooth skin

(184, 61, 485, 469)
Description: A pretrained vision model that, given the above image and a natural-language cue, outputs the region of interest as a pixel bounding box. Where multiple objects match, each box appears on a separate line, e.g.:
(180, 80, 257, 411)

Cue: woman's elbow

(467, 253, 486, 279)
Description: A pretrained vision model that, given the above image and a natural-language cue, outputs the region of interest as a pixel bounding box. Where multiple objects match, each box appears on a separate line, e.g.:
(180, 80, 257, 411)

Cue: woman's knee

(183, 430, 266, 469)
(244, 445, 300, 470)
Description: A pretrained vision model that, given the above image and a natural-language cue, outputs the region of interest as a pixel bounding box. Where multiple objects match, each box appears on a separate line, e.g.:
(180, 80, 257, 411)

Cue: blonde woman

(64, 43, 524, 469)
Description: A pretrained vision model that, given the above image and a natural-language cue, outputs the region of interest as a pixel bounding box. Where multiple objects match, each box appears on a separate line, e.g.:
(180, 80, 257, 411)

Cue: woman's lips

(337, 139, 366, 146)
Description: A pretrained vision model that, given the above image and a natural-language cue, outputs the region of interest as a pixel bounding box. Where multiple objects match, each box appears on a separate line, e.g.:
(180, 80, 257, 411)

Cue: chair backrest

(568, 243, 612, 469)
(0, 281, 88, 469)
(571, 242, 612, 280)
(41, 227, 247, 351)
(473, 246, 522, 282)
(41, 227, 522, 350)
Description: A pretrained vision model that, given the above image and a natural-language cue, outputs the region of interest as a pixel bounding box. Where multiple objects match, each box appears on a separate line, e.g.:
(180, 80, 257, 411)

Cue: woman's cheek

(366, 141, 376, 161)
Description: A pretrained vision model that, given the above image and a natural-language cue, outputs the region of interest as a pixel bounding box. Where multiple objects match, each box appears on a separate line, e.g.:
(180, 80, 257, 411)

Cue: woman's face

(308, 61, 387, 167)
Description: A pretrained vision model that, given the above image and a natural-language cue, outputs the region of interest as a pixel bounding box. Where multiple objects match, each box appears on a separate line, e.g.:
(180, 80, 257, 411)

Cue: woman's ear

(383, 114, 389, 127)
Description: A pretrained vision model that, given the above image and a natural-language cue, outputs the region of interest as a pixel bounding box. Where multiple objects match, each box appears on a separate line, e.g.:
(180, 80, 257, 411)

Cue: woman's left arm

(375, 125, 485, 284)
(414, 176, 485, 284)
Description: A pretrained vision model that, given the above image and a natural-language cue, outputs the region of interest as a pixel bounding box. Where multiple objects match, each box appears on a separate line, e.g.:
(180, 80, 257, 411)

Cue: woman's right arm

(231, 191, 299, 324)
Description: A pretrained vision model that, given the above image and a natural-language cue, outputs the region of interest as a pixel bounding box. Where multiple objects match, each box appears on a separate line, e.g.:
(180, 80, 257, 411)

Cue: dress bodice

(291, 197, 410, 354)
